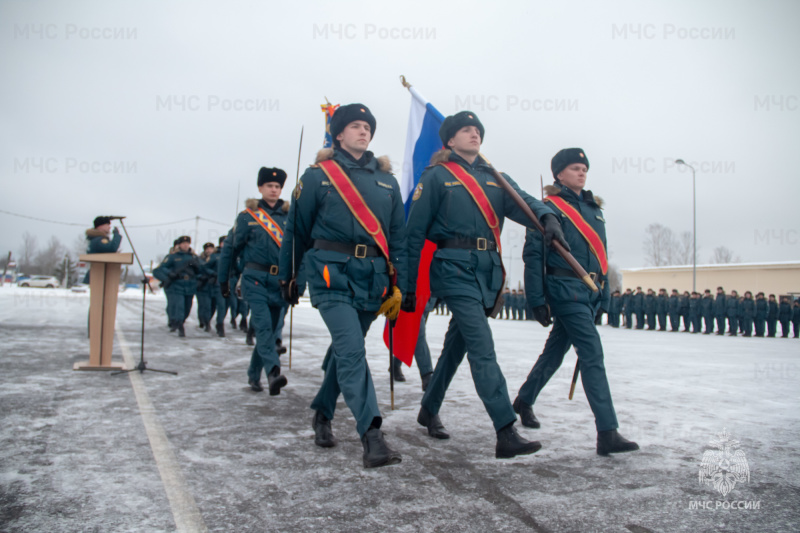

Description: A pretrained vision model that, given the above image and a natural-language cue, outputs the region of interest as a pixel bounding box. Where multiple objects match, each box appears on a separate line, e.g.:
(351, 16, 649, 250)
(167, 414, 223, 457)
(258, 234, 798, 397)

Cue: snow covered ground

(0, 286, 798, 532)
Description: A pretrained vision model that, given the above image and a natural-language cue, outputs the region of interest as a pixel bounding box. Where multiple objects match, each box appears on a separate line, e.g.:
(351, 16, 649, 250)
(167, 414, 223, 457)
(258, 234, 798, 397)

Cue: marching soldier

(405, 111, 564, 458)
(515, 147, 638, 456)
(219, 168, 290, 395)
(503, 288, 512, 319)
(714, 286, 727, 335)
(153, 236, 198, 337)
(196, 242, 216, 331)
(204, 236, 228, 337)
(279, 103, 407, 468)
(767, 294, 779, 337)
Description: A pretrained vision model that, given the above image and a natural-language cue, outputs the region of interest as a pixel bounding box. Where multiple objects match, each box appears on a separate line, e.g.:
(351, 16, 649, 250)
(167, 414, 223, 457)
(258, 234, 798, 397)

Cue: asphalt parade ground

(1, 287, 798, 532)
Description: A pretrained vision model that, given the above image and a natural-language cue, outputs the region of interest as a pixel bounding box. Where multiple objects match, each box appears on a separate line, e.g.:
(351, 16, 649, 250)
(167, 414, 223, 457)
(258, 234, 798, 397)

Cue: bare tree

(34, 236, 67, 276)
(672, 231, 696, 266)
(710, 246, 739, 264)
(72, 232, 88, 258)
(18, 231, 38, 273)
(642, 223, 674, 266)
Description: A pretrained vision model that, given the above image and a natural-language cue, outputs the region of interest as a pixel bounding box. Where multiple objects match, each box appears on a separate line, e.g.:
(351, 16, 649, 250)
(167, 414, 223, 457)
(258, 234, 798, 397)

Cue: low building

(621, 261, 800, 298)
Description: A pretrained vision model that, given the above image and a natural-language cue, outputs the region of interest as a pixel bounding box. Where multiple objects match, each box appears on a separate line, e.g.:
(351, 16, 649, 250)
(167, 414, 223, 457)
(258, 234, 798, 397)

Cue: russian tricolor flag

(399, 87, 445, 215)
(385, 86, 444, 366)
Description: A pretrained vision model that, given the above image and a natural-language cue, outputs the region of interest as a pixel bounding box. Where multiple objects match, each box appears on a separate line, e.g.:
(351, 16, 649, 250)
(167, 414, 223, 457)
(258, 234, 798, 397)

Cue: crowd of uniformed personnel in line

(83, 104, 730, 469)
(606, 287, 800, 338)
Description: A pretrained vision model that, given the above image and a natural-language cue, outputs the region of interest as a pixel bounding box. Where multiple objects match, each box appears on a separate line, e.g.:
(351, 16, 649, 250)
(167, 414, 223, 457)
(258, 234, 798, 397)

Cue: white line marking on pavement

(117, 326, 209, 533)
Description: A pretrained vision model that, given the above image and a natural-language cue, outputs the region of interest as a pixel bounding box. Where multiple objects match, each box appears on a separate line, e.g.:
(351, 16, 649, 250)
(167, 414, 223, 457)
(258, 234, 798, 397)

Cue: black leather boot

(246, 326, 255, 346)
(267, 366, 287, 396)
(596, 429, 639, 456)
(513, 396, 541, 429)
(216, 323, 225, 337)
(361, 427, 402, 468)
(389, 358, 405, 382)
(275, 339, 287, 355)
(177, 323, 185, 338)
(312, 411, 337, 448)
(239, 316, 248, 332)
(248, 379, 263, 392)
(204, 322, 211, 332)
(417, 406, 449, 439)
(495, 423, 542, 459)
(168, 320, 177, 332)
(421, 372, 432, 392)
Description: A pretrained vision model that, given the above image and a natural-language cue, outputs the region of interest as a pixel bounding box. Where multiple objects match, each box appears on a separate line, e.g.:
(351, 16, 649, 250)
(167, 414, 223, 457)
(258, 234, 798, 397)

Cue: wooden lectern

(74, 252, 134, 371)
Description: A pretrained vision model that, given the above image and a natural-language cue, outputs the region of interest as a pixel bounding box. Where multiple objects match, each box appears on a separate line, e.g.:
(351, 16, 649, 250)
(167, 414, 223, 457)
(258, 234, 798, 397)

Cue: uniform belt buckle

(476, 237, 488, 251)
(589, 272, 597, 282)
(355, 244, 367, 258)
(269, 265, 279, 275)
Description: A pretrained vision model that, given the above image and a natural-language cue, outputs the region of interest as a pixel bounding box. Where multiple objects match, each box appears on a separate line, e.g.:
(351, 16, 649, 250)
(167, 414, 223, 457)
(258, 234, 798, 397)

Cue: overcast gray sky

(1, 0, 798, 285)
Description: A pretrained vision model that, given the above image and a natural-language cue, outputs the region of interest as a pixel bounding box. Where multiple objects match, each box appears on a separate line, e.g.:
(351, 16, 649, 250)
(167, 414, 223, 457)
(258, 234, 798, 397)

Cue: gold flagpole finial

(399, 75, 411, 89)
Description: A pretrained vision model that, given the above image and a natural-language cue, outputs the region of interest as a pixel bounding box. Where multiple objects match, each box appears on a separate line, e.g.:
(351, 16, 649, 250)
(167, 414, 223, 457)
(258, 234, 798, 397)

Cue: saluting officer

(83, 216, 122, 282)
(405, 111, 565, 459)
(219, 168, 290, 395)
(153, 235, 198, 337)
(514, 148, 638, 456)
(279, 104, 407, 469)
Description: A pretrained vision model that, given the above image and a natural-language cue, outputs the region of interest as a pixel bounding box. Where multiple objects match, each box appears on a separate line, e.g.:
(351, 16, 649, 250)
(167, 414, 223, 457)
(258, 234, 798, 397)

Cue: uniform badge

(412, 182, 423, 201)
(294, 179, 303, 199)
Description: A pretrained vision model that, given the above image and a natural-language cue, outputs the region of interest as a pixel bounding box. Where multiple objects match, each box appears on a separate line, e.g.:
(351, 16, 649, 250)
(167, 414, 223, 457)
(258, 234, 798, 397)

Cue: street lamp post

(675, 159, 696, 292)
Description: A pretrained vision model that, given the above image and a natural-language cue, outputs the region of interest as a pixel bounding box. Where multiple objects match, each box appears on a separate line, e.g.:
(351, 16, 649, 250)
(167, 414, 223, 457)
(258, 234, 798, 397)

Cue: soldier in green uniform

(405, 111, 565, 459)
(219, 168, 290, 394)
(82, 216, 123, 283)
(204, 236, 228, 337)
(196, 242, 216, 332)
(767, 294, 779, 337)
(279, 104, 407, 468)
(514, 148, 639, 456)
(153, 235, 199, 337)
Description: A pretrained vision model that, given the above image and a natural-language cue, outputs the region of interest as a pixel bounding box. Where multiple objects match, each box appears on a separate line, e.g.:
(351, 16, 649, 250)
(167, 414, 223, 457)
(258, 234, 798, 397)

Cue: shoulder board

(444, 181, 463, 187)
(376, 181, 393, 190)
(486, 181, 500, 188)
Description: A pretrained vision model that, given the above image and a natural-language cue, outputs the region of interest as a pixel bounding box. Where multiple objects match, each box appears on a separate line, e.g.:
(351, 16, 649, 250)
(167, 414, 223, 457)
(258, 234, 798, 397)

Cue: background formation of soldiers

(608, 287, 799, 338)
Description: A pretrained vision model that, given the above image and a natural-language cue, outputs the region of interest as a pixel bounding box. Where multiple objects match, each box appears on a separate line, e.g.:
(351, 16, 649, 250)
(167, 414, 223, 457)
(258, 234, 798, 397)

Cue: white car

(17, 276, 61, 288)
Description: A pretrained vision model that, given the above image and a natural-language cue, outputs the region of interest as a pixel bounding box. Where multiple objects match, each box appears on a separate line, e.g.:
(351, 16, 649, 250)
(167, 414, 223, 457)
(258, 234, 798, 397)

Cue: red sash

(317, 159, 391, 261)
(246, 208, 283, 248)
(439, 162, 502, 253)
(544, 196, 608, 275)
